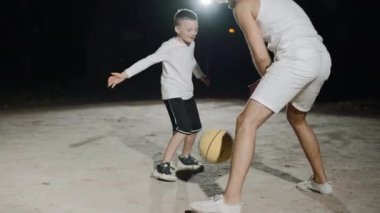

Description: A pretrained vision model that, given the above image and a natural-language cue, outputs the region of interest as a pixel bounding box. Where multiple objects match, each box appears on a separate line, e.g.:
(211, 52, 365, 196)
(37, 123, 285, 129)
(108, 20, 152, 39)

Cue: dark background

(0, 0, 378, 108)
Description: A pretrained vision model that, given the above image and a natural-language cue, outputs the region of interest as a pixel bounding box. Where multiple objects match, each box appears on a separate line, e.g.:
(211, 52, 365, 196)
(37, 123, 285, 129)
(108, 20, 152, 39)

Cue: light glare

(200, 0, 213, 5)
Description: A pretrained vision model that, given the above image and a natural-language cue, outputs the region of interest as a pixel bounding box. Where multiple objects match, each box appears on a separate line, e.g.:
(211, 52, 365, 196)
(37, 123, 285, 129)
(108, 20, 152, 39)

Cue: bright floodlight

(200, 0, 213, 5)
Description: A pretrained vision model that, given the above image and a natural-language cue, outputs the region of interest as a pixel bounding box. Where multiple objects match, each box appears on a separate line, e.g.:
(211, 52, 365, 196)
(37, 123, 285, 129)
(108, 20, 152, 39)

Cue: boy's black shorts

(164, 97, 202, 135)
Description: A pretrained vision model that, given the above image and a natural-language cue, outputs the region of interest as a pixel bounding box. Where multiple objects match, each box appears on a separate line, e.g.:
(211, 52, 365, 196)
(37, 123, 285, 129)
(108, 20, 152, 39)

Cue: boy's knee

(174, 131, 189, 139)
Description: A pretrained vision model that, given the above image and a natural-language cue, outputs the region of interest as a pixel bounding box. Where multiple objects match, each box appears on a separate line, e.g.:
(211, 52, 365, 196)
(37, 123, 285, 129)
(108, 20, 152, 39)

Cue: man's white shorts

(251, 48, 331, 113)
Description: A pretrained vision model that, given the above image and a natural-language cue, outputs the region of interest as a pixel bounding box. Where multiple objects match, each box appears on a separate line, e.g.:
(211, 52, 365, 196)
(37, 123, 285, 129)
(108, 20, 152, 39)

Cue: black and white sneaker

(177, 155, 203, 171)
(152, 162, 177, 182)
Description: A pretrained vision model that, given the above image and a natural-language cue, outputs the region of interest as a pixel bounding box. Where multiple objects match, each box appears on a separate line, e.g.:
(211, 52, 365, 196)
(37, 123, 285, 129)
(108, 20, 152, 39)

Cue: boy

(108, 9, 209, 182)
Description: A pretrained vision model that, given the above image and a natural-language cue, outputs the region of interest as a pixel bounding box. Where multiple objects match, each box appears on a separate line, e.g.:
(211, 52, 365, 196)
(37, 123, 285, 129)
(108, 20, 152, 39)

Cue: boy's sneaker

(177, 154, 203, 171)
(190, 194, 242, 213)
(152, 162, 176, 182)
(296, 176, 333, 194)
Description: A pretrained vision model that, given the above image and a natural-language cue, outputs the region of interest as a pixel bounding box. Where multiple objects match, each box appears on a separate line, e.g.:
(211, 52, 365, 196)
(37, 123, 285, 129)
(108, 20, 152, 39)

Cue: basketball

(199, 129, 233, 163)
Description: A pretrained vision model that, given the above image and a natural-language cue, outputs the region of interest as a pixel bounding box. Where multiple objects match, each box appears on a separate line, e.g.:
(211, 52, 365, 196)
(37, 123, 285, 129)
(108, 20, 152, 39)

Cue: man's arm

(233, 1, 271, 76)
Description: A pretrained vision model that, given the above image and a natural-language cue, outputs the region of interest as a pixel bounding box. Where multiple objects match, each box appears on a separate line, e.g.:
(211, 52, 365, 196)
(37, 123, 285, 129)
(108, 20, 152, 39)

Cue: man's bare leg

(286, 104, 328, 184)
(223, 100, 273, 204)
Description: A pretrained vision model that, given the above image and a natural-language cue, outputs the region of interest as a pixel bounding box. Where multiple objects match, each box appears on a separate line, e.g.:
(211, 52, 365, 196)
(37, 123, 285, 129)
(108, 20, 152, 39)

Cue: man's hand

(248, 79, 260, 96)
(107, 72, 127, 88)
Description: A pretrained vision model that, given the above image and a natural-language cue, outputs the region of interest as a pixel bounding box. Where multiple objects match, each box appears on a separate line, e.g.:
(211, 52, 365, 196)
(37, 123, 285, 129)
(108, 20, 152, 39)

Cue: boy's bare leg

(224, 100, 273, 204)
(162, 132, 187, 162)
(181, 133, 197, 157)
(286, 104, 328, 183)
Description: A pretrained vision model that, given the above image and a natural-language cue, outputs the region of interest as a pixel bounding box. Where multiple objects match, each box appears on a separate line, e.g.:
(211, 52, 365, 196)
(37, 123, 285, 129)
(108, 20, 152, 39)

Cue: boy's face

(175, 19, 198, 45)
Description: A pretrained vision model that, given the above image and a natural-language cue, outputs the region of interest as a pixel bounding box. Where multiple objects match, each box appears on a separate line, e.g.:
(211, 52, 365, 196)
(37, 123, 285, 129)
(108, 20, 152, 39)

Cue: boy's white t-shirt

(122, 37, 205, 100)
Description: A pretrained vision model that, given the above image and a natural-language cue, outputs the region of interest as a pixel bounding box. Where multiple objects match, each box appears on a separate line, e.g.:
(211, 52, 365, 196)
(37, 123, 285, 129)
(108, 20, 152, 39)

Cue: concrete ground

(0, 99, 379, 213)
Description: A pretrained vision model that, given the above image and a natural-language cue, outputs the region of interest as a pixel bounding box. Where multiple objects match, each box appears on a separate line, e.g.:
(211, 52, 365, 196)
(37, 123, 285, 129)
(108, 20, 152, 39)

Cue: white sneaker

(190, 194, 242, 213)
(297, 176, 333, 194)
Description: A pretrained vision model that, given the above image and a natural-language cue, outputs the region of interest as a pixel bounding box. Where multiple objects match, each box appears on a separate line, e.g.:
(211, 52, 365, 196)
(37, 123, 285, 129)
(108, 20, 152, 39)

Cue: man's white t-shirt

(122, 37, 205, 100)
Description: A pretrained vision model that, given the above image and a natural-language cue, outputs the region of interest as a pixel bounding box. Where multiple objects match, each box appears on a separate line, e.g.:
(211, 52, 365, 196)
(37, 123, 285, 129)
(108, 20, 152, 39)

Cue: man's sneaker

(296, 176, 333, 194)
(177, 154, 203, 170)
(190, 194, 242, 213)
(151, 162, 176, 182)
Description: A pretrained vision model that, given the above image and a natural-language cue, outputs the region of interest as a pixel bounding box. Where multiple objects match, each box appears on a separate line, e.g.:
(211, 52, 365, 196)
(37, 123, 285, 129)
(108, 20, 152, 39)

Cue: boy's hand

(200, 76, 210, 87)
(108, 72, 127, 88)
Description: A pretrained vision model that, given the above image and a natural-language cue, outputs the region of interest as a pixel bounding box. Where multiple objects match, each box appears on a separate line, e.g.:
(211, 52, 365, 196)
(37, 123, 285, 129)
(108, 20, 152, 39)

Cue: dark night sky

(0, 0, 378, 106)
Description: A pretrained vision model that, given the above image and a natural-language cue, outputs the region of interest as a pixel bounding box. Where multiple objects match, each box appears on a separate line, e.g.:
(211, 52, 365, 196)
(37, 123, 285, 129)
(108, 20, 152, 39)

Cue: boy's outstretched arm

(108, 42, 170, 89)
(107, 72, 128, 88)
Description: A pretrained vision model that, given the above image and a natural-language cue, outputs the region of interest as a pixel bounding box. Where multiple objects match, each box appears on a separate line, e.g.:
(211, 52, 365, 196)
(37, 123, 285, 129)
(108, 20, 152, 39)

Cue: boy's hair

(174, 9, 198, 26)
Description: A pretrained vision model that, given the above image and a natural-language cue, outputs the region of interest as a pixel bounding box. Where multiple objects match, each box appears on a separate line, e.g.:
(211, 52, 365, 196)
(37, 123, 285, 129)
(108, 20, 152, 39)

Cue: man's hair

(174, 9, 198, 26)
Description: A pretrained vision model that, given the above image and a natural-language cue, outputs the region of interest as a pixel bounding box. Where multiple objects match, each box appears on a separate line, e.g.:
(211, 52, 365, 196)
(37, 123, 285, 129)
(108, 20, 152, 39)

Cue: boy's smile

(175, 19, 199, 45)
